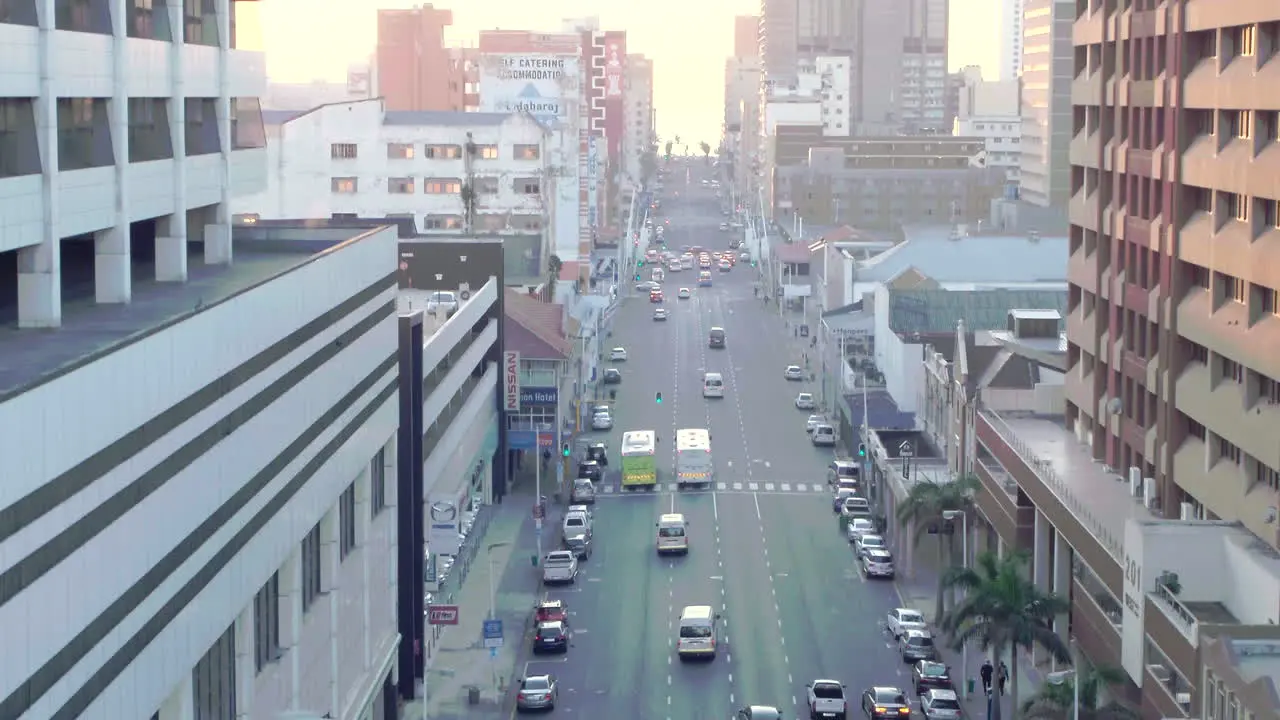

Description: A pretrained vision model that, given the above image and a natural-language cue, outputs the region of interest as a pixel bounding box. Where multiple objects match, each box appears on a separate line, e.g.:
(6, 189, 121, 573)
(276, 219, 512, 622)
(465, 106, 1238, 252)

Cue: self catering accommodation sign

(479, 53, 580, 123)
(504, 351, 521, 411)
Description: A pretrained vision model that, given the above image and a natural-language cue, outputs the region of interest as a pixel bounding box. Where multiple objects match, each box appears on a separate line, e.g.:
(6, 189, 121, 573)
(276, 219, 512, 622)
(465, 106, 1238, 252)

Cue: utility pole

(462, 132, 477, 234)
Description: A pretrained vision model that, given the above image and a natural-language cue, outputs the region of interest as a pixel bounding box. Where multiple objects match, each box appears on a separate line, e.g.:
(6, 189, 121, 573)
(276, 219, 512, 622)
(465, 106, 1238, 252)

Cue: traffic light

(857, 443, 867, 458)
(562, 443, 571, 458)
(655, 391, 663, 404)
(635, 273, 641, 281)
(637, 258, 645, 267)
(542, 448, 552, 461)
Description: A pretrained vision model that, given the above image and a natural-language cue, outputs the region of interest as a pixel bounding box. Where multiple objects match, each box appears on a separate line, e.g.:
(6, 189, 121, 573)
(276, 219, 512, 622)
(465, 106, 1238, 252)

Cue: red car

(650, 290, 664, 303)
(534, 599, 567, 624)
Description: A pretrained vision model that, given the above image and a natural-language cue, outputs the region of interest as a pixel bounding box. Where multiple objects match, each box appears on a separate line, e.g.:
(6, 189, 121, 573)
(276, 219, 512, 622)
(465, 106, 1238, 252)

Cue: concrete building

(1016, 0, 1072, 207)
(759, 0, 801, 81)
(0, 0, 267, 329)
(770, 134, 1005, 232)
(952, 67, 1022, 185)
(233, 100, 555, 280)
(624, 54, 655, 186)
(375, 4, 471, 113)
(1001, 0, 1024, 81)
(769, 56, 853, 137)
(503, 289, 576, 489)
(899, 0, 950, 134)
(734, 14, 759, 58)
(0, 219, 402, 719)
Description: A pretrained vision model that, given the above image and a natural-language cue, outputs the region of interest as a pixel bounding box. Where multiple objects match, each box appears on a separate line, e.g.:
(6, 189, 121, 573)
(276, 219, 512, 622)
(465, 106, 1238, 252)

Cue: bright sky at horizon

(242, 0, 1001, 144)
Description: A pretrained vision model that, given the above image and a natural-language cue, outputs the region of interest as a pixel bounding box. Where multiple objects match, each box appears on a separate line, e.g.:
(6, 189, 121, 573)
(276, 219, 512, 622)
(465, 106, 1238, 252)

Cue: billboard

(587, 136, 599, 229)
(603, 32, 627, 167)
(479, 53, 580, 123)
(427, 493, 462, 556)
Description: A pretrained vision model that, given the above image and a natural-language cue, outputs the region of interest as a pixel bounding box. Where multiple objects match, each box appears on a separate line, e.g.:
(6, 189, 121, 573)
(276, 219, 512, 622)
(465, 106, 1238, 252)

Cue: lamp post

(486, 541, 511, 695)
(1046, 638, 1080, 720)
(942, 510, 969, 698)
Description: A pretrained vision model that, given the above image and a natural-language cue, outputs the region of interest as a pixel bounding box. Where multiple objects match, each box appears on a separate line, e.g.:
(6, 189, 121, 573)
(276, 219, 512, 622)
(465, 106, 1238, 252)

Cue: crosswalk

(597, 482, 829, 495)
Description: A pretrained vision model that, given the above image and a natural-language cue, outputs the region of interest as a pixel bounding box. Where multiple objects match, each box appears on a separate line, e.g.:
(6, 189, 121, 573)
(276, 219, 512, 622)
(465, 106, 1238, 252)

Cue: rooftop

(887, 288, 1069, 334)
(396, 290, 465, 336)
(504, 289, 571, 360)
(0, 225, 383, 402)
(980, 409, 1153, 560)
(856, 225, 1068, 286)
(262, 100, 532, 129)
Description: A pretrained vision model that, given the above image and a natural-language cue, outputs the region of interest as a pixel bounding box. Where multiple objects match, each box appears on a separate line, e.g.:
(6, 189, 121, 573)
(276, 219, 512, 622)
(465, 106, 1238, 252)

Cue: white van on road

(656, 513, 689, 554)
(702, 372, 724, 398)
(676, 605, 720, 659)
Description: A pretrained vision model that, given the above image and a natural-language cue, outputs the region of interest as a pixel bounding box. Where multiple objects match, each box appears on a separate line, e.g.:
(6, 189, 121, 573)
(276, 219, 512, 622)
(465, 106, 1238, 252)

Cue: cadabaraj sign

(504, 351, 521, 411)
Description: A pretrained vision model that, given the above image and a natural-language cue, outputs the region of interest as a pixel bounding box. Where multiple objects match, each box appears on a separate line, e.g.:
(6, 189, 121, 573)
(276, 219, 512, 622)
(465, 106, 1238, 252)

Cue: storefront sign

(1121, 519, 1145, 686)
(520, 386, 558, 406)
(504, 351, 521, 411)
(428, 493, 462, 555)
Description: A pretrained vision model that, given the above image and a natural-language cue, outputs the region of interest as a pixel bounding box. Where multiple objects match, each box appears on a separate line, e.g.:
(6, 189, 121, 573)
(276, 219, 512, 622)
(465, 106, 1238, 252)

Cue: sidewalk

(403, 483, 543, 720)
(895, 565, 1046, 719)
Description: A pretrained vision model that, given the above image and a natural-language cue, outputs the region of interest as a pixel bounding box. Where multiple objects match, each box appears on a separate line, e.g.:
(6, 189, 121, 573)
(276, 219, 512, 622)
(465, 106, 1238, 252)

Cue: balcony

(1122, 282, 1150, 316)
(1074, 11, 1104, 46)
(1130, 9, 1158, 38)
(1129, 80, 1156, 107)
(1121, 349, 1147, 382)
(1070, 130, 1100, 168)
(1175, 360, 1280, 473)
(1066, 304, 1095, 356)
(1068, 248, 1098, 296)
(1123, 215, 1156, 248)
(1069, 189, 1096, 231)
(974, 450, 1036, 550)
(1127, 148, 1153, 178)
(1071, 72, 1103, 107)
(1065, 367, 1096, 422)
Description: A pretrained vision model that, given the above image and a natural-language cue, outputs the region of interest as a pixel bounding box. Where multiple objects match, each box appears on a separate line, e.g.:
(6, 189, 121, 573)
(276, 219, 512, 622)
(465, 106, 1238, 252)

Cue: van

(702, 372, 725, 398)
(676, 605, 720, 658)
(652, 267, 665, 283)
(708, 327, 726, 348)
(656, 513, 689, 554)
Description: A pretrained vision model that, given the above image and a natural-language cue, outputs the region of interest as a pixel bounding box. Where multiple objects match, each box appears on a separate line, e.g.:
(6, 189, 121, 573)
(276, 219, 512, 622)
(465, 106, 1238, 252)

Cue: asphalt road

(519, 159, 932, 720)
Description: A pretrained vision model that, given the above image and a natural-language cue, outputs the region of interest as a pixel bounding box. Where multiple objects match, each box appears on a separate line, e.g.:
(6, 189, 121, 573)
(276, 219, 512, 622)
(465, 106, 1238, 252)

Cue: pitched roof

(504, 289, 571, 360)
(886, 288, 1069, 334)
(858, 227, 1068, 284)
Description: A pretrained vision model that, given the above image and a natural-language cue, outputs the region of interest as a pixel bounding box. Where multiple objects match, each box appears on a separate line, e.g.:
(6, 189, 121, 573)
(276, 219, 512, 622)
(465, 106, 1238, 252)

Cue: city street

(521, 161, 942, 720)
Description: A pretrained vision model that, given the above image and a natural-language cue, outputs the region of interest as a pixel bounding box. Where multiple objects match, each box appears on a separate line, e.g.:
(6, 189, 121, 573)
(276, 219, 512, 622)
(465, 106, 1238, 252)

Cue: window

(1184, 338, 1209, 364)
(58, 97, 113, 171)
(0, 0, 39, 25)
(1220, 357, 1244, 383)
(339, 483, 356, 559)
(474, 177, 500, 195)
(1228, 192, 1249, 221)
(1232, 110, 1252, 140)
(1186, 262, 1211, 289)
(0, 98, 38, 179)
(301, 524, 322, 612)
(1236, 25, 1256, 57)
(183, 0, 217, 45)
(388, 177, 415, 194)
(513, 143, 540, 160)
(253, 573, 280, 672)
(128, 98, 173, 163)
(516, 179, 540, 195)
(192, 624, 236, 720)
(1264, 199, 1280, 229)
(1219, 272, 1246, 303)
(1258, 462, 1280, 491)
(424, 144, 462, 159)
(371, 449, 387, 517)
(331, 142, 357, 159)
(424, 215, 463, 230)
(1218, 436, 1242, 465)
(1183, 414, 1206, 440)
(387, 142, 415, 159)
(424, 178, 461, 194)
(474, 144, 499, 159)
(127, 0, 170, 40)
(56, 0, 107, 33)
(331, 177, 358, 193)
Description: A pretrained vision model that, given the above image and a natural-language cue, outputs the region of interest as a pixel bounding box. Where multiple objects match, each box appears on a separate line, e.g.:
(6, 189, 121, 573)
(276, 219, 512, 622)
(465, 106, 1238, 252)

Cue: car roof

(866, 548, 892, 557)
(546, 550, 574, 559)
(537, 599, 563, 608)
(904, 628, 933, 637)
(537, 620, 565, 629)
(859, 534, 884, 541)
(925, 689, 959, 700)
(895, 608, 923, 616)
(524, 674, 552, 684)
(871, 687, 907, 700)
(833, 459, 857, 468)
(811, 679, 843, 687)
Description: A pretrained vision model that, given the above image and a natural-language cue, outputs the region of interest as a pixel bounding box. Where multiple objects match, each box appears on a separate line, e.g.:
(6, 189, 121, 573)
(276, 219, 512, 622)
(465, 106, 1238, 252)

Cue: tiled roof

(504, 289, 571, 360)
(886, 288, 1068, 334)
(858, 226, 1068, 284)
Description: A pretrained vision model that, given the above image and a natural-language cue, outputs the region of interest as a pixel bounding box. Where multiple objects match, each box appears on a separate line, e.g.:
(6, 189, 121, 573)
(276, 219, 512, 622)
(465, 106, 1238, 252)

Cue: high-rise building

(624, 54, 656, 185)
(1017, 0, 1072, 206)
(734, 15, 760, 59)
(759, 0, 801, 81)
(375, 4, 463, 112)
(899, 0, 950, 134)
(1001, 0, 1024, 80)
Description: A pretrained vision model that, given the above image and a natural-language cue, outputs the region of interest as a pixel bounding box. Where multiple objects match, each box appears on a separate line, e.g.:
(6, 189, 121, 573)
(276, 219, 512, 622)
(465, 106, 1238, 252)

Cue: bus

(698, 270, 713, 287)
(675, 428, 714, 487)
(621, 430, 659, 487)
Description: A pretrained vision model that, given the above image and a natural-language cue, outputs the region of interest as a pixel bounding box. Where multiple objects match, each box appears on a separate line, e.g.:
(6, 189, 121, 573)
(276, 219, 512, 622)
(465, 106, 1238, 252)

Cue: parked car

(425, 290, 459, 317)
(541, 551, 578, 584)
(898, 629, 939, 663)
(533, 620, 570, 654)
(854, 534, 886, 557)
(570, 478, 596, 504)
(846, 518, 876, 542)
(887, 608, 928, 639)
(860, 686, 911, 720)
(577, 460, 603, 483)
(912, 661, 953, 695)
(861, 548, 896, 579)
(562, 529, 592, 560)
(516, 674, 558, 712)
(920, 689, 962, 720)
(812, 425, 836, 446)
(807, 415, 827, 433)
(795, 393, 816, 410)
(533, 599, 567, 624)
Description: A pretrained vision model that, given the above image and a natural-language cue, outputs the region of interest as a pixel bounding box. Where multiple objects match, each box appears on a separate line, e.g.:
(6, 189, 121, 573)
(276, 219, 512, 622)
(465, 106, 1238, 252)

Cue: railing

(1152, 584, 1199, 641)
(979, 409, 1124, 559)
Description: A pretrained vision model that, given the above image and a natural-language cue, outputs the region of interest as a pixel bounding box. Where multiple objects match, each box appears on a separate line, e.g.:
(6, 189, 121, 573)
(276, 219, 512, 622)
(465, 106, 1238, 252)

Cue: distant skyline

(242, 0, 1002, 144)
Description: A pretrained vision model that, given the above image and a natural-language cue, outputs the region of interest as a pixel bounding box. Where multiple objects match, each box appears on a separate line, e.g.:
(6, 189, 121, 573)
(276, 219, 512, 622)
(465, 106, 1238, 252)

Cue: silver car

(920, 689, 962, 720)
(570, 478, 596, 504)
(591, 410, 613, 430)
(812, 425, 836, 445)
(541, 550, 578, 584)
(516, 674, 558, 711)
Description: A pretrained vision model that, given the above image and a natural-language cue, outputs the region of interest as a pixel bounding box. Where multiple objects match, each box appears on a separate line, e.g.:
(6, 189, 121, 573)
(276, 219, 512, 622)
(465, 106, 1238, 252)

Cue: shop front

(507, 385, 562, 471)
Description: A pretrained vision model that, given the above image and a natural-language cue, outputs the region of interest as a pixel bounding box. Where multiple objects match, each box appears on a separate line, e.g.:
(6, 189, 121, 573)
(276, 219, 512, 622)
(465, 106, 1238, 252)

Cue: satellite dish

(1105, 397, 1122, 415)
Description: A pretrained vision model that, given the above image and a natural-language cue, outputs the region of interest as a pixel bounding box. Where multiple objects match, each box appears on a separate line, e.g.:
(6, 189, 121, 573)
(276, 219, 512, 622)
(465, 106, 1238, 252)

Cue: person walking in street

(996, 661, 1009, 696)
(979, 659, 994, 694)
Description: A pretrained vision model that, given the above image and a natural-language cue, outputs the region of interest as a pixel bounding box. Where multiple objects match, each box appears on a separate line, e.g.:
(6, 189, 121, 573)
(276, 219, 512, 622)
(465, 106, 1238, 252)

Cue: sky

(240, 0, 1001, 145)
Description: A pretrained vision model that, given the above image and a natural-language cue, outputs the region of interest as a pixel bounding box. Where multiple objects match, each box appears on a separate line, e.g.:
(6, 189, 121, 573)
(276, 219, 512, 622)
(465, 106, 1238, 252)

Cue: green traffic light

(655, 392, 663, 404)
(562, 444, 571, 458)
(635, 274, 641, 281)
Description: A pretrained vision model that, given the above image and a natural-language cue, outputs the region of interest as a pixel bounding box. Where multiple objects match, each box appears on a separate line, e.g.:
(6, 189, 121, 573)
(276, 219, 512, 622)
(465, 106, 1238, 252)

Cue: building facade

(375, 4, 461, 112)
(1001, 0, 1025, 81)
(233, 101, 554, 277)
(624, 54, 656, 188)
(734, 14, 759, 59)
(1016, 0, 1072, 207)
(0, 0, 267, 329)
(953, 69, 1022, 185)
(899, 0, 950, 134)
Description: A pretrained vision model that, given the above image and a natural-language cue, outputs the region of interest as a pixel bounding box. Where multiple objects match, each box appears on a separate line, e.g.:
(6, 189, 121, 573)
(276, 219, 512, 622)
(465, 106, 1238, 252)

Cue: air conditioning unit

(1180, 502, 1195, 521)
(1143, 477, 1158, 509)
(1128, 467, 1142, 497)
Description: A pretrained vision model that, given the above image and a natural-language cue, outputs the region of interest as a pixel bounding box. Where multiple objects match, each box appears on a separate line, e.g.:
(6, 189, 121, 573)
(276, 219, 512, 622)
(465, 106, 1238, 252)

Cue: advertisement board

(604, 37, 624, 98)
(519, 387, 558, 406)
(577, 93, 591, 266)
(587, 136, 599, 229)
(427, 493, 462, 556)
(602, 31, 627, 166)
(503, 351, 521, 411)
(479, 53, 580, 123)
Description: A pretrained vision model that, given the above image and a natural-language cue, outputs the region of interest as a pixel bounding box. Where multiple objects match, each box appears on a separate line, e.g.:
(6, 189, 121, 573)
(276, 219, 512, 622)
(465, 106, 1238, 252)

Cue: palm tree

(545, 254, 563, 302)
(895, 474, 979, 622)
(664, 140, 674, 158)
(1021, 664, 1137, 720)
(941, 550, 1072, 720)
(699, 141, 712, 163)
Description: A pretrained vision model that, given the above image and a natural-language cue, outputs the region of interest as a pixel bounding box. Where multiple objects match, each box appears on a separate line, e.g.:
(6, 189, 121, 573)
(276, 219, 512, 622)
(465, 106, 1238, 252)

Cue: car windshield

(545, 552, 573, 564)
(861, 536, 884, 547)
(867, 551, 891, 561)
(750, 709, 782, 720)
(565, 517, 584, 528)
(900, 612, 924, 624)
(920, 662, 947, 676)
(538, 625, 563, 637)
(523, 677, 550, 691)
(812, 684, 843, 699)
(875, 690, 907, 705)
(679, 625, 712, 638)
(907, 636, 935, 647)
(659, 527, 685, 538)
(930, 698, 961, 711)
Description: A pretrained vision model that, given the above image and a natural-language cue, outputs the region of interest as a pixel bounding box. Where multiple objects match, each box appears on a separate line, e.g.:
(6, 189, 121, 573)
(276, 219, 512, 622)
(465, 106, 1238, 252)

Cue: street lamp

(1046, 639, 1080, 720)
(486, 541, 511, 695)
(941, 509, 969, 698)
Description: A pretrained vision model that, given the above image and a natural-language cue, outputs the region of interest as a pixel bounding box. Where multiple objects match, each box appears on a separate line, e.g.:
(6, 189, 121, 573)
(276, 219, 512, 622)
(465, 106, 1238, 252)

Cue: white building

(953, 69, 1022, 184)
(624, 54, 655, 186)
(0, 221, 403, 720)
(0, 0, 267, 329)
(235, 100, 558, 247)
(1001, 0, 1025, 81)
(766, 55, 852, 137)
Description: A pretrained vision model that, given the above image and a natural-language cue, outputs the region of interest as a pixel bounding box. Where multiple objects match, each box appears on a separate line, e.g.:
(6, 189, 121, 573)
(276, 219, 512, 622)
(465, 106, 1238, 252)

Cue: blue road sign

(483, 618, 504, 648)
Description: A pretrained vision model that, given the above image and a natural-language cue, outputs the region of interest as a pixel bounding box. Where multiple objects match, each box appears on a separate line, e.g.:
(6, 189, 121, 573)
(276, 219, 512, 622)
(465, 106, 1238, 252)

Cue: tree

(699, 141, 711, 163)
(895, 474, 979, 623)
(545, 254, 563, 302)
(664, 140, 674, 160)
(639, 151, 658, 182)
(1021, 665, 1137, 720)
(941, 550, 1072, 720)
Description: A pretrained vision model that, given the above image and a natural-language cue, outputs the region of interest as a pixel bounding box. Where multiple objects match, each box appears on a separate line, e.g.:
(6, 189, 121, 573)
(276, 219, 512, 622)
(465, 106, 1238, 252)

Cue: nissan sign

(504, 351, 521, 411)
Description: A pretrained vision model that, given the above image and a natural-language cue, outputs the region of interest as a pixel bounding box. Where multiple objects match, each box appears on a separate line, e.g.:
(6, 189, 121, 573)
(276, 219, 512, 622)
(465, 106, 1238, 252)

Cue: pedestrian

(979, 659, 994, 694)
(997, 661, 1008, 696)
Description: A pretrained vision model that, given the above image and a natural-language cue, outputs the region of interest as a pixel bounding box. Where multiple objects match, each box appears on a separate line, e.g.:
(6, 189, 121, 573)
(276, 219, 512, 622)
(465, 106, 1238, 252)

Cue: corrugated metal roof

(504, 289, 571, 359)
(857, 226, 1068, 284)
(886, 288, 1068, 334)
(263, 110, 307, 125)
(383, 111, 513, 127)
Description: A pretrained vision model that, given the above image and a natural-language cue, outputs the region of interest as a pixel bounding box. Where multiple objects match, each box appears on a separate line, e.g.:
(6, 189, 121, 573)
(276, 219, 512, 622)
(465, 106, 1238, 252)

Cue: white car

(653, 308, 669, 321)
(795, 393, 816, 410)
(812, 424, 836, 446)
(784, 365, 804, 381)
(718, 222, 729, 231)
(806, 414, 826, 433)
(425, 290, 459, 317)
(635, 280, 659, 291)
(609, 347, 628, 362)
(887, 608, 928, 639)
(846, 518, 876, 542)
(591, 411, 613, 430)
(677, 287, 692, 299)
(854, 534, 886, 556)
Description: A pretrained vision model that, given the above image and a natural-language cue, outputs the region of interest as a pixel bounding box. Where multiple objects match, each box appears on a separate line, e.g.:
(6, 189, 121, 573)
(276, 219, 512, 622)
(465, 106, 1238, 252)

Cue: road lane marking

(781, 483, 791, 491)
(748, 482, 759, 491)
(753, 492, 762, 519)
(796, 483, 808, 492)
(717, 482, 727, 490)
(764, 461, 771, 468)
(712, 491, 718, 521)
(733, 482, 743, 490)
(764, 483, 775, 491)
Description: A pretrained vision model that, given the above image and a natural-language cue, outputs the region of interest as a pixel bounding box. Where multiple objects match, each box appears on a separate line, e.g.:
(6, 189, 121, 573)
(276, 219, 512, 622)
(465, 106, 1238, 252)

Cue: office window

(371, 448, 387, 517)
(424, 144, 462, 159)
(516, 178, 540, 195)
(1183, 338, 1209, 364)
(513, 143, 540, 160)
(1256, 372, 1280, 404)
(301, 524, 321, 612)
(1220, 357, 1244, 383)
(192, 624, 236, 720)
(1219, 272, 1246, 303)
(1227, 192, 1249, 221)
(1236, 25, 1256, 57)
(331, 142, 358, 159)
(474, 144, 499, 159)
(183, 0, 217, 45)
(128, 98, 173, 163)
(474, 176, 500, 195)
(339, 483, 356, 559)
(331, 177, 358, 193)
(424, 178, 462, 194)
(0, 0, 39, 25)
(1233, 110, 1252, 139)
(253, 573, 280, 672)
(424, 214, 464, 230)
(127, 0, 171, 40)
(55, 0, 109, 33)
(387, 142, 415, 159)
(1218, 436, 1242, 465)
(388, 177, 415, 194)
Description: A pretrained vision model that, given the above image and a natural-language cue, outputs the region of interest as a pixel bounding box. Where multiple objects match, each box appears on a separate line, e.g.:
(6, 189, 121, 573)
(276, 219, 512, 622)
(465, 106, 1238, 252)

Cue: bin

(467, 686, 481, 705)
